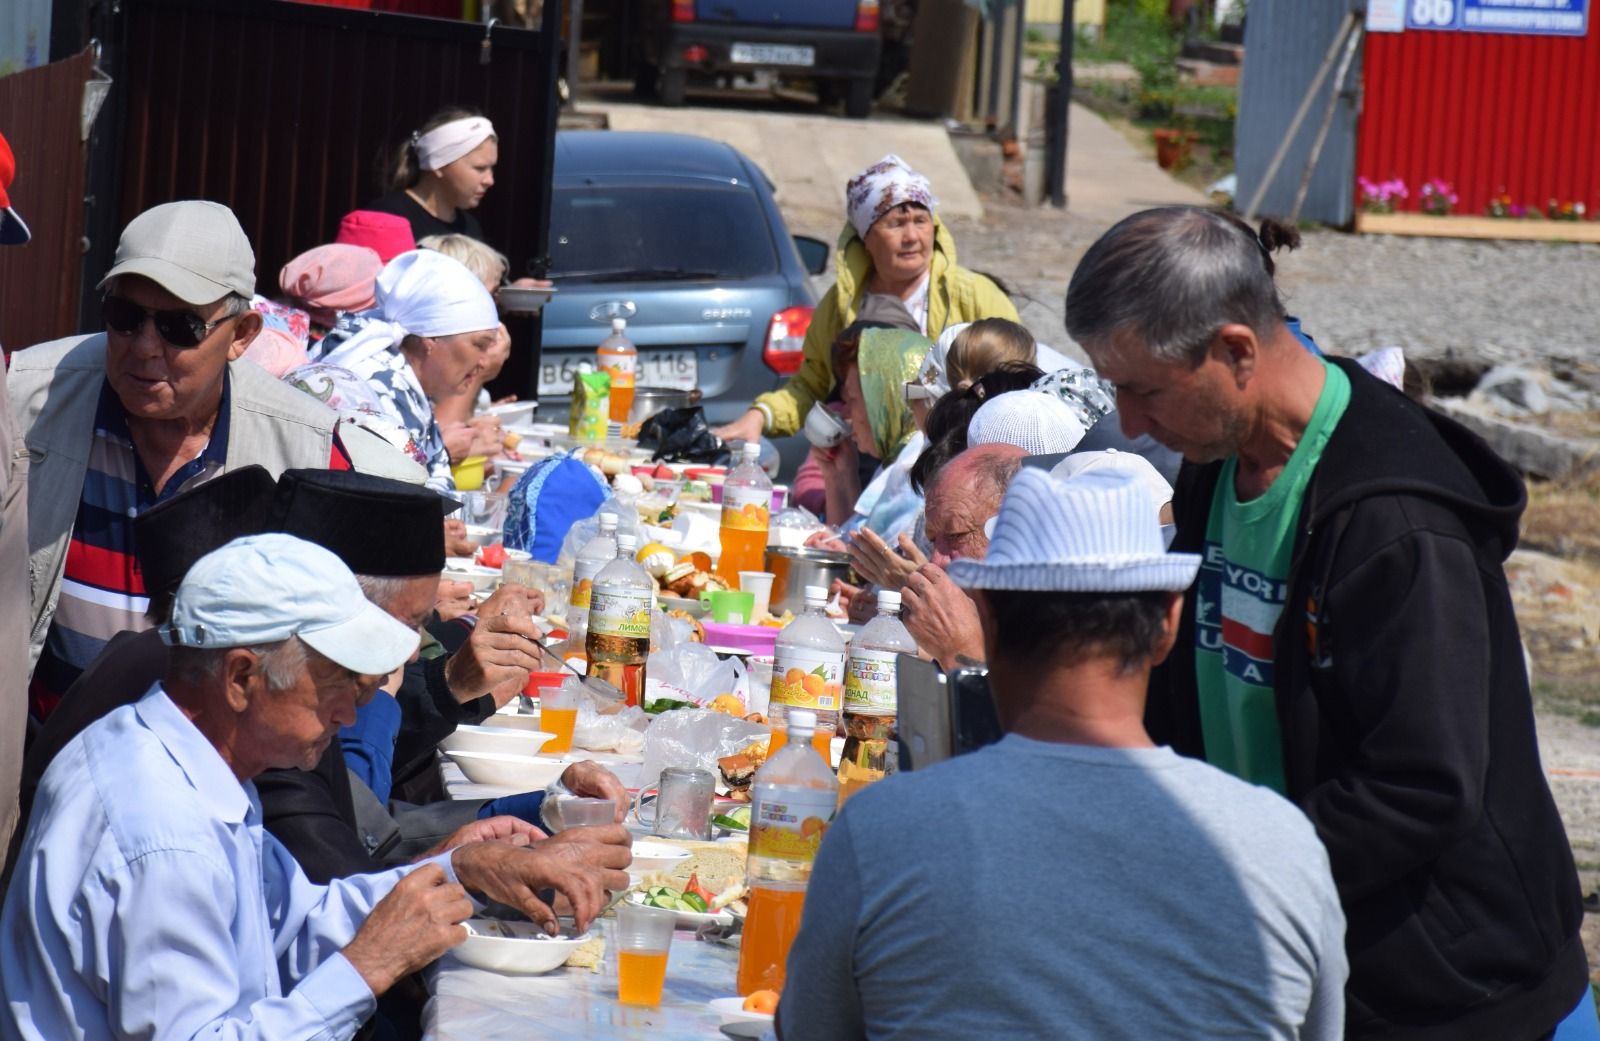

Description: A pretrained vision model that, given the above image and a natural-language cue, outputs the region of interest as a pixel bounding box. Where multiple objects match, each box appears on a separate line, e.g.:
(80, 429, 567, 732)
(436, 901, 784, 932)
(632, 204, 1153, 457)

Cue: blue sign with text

(1406, 0, 1589, 35)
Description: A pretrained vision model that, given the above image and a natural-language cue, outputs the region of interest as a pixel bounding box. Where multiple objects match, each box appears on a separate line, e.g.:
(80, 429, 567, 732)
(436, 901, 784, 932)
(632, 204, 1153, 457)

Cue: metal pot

(627, 386, 701, 425)
(764, 546, 853, 616)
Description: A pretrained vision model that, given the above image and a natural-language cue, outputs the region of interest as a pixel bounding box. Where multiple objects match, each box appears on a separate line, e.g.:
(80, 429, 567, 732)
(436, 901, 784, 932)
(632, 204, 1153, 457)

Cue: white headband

(413, 117, 496, 172)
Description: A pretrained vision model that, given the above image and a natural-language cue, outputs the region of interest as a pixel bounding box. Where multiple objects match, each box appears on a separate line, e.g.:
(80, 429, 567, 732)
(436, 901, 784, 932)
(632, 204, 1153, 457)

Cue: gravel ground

(791, 200, 1600, 371)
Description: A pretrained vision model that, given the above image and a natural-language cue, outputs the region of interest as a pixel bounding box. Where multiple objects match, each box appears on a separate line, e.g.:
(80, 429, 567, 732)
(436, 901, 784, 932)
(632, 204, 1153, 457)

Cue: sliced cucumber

(680, 892, 708, 913)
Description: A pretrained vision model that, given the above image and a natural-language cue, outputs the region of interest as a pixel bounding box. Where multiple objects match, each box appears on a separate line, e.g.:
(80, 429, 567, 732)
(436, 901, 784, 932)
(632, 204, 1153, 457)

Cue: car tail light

(854, 0, 879, 32)
(672, 0, 695, 23)
(683, 44, 709, 63)
(763, 305, 813, 375)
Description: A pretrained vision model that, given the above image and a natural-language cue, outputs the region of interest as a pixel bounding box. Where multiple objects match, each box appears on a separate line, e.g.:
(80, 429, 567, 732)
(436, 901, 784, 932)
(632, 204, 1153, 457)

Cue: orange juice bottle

(737, 709, 839, 996)
(716, 442, 771, 586)
(597, 318, 637, 423)
(766, 585, 845, 756)
(585, 533, 654, 706)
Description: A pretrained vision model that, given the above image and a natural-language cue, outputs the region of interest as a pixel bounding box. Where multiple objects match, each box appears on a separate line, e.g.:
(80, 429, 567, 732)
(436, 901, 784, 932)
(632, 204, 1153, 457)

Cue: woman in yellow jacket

(715, 155, 1018, 444)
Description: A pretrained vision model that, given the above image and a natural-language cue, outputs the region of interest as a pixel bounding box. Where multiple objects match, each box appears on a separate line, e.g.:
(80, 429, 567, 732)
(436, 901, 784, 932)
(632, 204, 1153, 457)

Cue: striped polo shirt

(27, 375, 351, 721)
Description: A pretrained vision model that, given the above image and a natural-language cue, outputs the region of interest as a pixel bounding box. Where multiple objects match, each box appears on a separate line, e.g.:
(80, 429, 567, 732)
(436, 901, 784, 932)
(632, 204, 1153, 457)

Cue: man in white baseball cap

(9, 200, 415, 730)
(781, 467, 1348, 1041)
(0, 533, 631, 1041)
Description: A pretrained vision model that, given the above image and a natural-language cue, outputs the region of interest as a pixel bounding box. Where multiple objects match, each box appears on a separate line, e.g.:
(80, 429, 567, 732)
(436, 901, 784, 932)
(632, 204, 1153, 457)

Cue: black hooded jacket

(1152, 358, 1585, 1040)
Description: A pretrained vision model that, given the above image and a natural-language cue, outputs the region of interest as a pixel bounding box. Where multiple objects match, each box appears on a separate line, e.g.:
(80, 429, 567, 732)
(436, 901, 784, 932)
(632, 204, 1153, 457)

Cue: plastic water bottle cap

(877, 590, 901, 613)
(786, 709, 817, 738)
(741, 441, 760, 460)
(599, 512, 618, 531)
(611, 317, 626, 333)
(803, 585, 828, 604)
(616, 533, 637, 552)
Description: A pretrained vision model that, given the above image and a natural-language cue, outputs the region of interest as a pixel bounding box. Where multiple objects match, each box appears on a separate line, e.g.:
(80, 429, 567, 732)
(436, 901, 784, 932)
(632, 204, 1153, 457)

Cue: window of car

(547, 184, 778, 282)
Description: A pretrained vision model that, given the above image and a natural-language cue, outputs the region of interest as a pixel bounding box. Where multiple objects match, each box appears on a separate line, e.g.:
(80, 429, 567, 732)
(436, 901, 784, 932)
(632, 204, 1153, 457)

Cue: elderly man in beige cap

(8, 200, 412, 725)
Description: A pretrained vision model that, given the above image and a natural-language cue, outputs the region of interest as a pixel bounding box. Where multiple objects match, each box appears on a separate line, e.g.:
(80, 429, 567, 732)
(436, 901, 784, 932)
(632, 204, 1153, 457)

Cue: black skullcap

(272, 468, 458, 577)
(133, 465, 277, 604)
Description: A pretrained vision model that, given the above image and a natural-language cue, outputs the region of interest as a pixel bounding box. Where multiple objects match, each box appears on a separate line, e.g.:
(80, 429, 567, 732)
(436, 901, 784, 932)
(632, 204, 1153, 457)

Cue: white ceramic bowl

(488, 707, 544, 732)
(629, 840, 694, 877)
(444, 750, 568, 788)
(440, 725, 555, 757)
(443, 561, 499, 593)
(452, 919, 591, 975)
(709, 997, 776, 1026)
(462, 524, 502, 549)
(485, 400, 537, 425)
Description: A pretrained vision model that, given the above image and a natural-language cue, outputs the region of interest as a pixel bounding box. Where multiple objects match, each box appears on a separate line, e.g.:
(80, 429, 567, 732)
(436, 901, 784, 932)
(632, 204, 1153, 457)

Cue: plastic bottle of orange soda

(737, 709, 839, 996)
(716, 441, 771, 586)
(596, 318, 637, 423)
(766, 586, 844, 762)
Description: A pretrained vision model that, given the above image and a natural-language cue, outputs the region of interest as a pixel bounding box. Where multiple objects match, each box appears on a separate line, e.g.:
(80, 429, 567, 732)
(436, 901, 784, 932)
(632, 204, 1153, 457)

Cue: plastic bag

(645, 642, 744, 711)
(770, 504, 825, 548)
(638, 708, 770, 792)
(566, 676, 648, 754)
(636, 405, 724, 463)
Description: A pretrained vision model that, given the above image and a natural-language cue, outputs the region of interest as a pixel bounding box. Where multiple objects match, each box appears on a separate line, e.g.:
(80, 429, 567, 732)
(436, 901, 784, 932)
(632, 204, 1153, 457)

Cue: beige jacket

(7, 333, 415, 673)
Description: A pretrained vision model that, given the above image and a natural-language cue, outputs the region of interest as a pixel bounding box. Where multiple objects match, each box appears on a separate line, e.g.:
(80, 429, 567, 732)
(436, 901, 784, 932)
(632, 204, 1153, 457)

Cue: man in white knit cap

(780, 467, 1347, 1041)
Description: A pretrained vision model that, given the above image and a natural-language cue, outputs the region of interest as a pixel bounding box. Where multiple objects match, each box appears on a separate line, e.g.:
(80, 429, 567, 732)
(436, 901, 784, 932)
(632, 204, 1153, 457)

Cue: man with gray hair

(900, 442, 1024, 668)
(10, 200, 413, 724)
(0, 533, 629, 1041)
(1065, 206, 1586, 1040)
(781, 467, 1346, 1040)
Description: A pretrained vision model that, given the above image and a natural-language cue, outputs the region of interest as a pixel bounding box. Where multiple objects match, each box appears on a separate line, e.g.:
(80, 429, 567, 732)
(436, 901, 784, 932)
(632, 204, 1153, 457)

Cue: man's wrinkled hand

(435, 578, 476, 622)
(451, 836, 633, 934)
(559, 762, 630, 822)
(422, 815, 545, 859)
(901, 564, 985, 670)
(444, 519, 475, 558)
(342, 864, 472, 996)
(444, 611, 544, 705)
(849, 527, 926, 591)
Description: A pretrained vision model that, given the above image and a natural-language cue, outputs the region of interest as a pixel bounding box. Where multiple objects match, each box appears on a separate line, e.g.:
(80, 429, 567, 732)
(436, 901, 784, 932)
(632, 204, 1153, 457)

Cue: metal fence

(0, 47, 95, 351)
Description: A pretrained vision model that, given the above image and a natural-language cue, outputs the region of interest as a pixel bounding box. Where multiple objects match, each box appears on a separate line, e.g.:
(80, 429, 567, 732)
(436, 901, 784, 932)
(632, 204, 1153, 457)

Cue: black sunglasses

(101, 294, 239, 348)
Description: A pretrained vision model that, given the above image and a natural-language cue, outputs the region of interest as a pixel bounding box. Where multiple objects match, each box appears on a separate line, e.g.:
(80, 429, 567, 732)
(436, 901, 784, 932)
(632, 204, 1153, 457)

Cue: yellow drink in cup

(615, 903, 675, 1007)
(540, 706, 578, 755)
(616, 950, 669, 1006)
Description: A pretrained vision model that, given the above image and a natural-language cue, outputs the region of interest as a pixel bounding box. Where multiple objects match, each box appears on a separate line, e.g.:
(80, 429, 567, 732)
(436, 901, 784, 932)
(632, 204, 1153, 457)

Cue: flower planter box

(1356, 212, 1600, 243)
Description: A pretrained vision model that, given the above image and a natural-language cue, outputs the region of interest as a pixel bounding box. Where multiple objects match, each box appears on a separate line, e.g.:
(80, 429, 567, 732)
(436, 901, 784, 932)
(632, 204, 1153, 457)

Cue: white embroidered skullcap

(967, 390, 1087, 456)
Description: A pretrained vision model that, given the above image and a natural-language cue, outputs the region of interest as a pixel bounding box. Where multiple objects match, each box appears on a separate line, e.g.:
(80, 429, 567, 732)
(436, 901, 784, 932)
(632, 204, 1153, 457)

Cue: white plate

(440, 724, 555, 757)
(730, 42, 814, 66)
(630, 839, 694, 874)
(626, 890, 735, 929)
(442, 564, 499, 593)
(538, 350, 698, 396)
(709, 996, 775, 1026)
(453, 919, 591, 975)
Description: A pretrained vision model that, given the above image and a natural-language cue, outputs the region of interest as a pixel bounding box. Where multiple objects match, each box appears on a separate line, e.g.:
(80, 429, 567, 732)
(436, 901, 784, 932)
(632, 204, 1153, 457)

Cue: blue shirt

(0, 685, 458, 1041)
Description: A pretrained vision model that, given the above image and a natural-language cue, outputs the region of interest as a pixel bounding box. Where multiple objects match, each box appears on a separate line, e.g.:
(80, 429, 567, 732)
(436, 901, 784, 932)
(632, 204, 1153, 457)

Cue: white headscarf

(905, 321, 967, 401)
(413, 116, 496, 171)
(845, 154, 938, 239)
(317, 250, 498, 372)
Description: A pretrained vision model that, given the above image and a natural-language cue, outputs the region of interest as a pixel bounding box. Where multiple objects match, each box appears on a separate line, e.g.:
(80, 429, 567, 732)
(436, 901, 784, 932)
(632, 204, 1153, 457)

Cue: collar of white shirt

(134, 684, 252, 825)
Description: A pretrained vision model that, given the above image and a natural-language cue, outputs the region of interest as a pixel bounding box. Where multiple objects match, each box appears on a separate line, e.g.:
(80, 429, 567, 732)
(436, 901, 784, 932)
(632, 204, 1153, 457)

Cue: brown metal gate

(0, 46, 95, 352)
(83, 0, 561, 394)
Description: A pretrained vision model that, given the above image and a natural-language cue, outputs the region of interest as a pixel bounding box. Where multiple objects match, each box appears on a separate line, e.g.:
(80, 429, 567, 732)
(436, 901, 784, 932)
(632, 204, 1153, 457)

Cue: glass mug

(631, 766, 715, 841)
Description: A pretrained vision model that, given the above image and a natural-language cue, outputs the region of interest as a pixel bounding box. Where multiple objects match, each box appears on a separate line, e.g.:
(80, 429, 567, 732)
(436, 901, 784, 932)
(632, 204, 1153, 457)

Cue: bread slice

(649, 839, 747, 893)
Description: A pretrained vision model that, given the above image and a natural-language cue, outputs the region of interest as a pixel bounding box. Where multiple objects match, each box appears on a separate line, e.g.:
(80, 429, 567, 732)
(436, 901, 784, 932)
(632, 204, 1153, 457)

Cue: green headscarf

(854, 328, 932, 460)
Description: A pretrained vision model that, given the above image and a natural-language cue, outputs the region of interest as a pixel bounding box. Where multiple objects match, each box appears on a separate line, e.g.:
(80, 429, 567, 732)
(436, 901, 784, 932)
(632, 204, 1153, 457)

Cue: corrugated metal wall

(1359, 23, 1600, 215)
(0, 47, 93, 351)
(1234, 0, 1361, 225)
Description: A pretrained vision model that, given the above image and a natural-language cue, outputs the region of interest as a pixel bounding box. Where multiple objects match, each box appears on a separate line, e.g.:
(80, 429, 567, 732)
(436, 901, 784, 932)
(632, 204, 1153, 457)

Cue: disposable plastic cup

(540, 682, 580, 755)
(559, 796, 618, 829)
(738, 571, 775, 621)
(616, 903, 676, 1006)
(746, 655, 775, 716)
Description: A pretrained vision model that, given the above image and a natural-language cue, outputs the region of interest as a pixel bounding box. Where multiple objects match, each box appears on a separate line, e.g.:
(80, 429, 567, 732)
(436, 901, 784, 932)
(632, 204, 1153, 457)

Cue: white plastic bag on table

(638, 708, 770, 791)
(566, 676, 648, 754)
(645, 642, 747, 708)
(769, 503, 825, 548)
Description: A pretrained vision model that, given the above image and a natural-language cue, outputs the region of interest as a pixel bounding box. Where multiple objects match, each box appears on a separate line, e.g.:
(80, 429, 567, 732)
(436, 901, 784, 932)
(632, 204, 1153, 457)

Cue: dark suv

(636, 0, 883, 118)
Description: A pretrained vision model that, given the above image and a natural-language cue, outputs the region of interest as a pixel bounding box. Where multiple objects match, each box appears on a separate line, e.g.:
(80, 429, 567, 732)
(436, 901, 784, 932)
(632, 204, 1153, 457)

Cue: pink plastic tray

(700, 622, 779, 656)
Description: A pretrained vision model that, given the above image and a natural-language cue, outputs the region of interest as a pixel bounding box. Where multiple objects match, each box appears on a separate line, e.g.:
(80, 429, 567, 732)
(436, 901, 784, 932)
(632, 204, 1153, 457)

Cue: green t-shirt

(1194, 361, 1351, 793)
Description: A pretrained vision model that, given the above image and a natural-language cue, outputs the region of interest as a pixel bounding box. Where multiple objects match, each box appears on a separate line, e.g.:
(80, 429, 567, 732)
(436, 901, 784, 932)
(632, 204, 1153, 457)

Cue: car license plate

(730, 43, 815, 67)
(538, 350, 698, 396)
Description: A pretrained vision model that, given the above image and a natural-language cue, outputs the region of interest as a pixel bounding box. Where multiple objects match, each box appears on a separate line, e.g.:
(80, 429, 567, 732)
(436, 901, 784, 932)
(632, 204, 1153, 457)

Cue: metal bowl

(765, 546, 853, 616)
(628, 386, 701, 425)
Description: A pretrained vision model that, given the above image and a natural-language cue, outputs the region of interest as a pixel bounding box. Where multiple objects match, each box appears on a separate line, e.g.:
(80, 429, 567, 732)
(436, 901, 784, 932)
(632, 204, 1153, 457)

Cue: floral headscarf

(846, 155, 939, 238)
(1031, 367, 1119, 433)
(854, 328, 932, 460)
